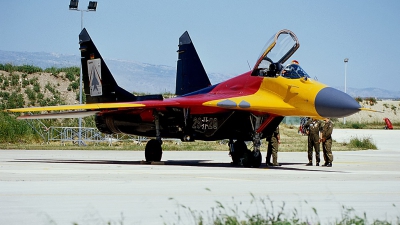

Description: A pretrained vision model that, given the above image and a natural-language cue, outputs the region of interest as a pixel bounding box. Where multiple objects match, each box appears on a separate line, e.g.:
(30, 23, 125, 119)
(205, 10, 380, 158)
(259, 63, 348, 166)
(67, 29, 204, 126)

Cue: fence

(23, 117, 180, 145)
(46, 126, 143, 146)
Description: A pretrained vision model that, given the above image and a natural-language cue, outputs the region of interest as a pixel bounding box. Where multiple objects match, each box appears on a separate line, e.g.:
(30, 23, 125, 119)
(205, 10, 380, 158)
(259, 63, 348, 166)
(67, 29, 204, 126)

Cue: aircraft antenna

(247, 60, 251, 70)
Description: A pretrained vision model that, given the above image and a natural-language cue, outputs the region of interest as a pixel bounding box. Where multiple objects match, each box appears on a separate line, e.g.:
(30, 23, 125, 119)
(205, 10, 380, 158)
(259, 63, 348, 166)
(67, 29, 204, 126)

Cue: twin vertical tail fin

(79, 28, 138, 104)
(175, 31, 211, 95)
(79, 29, 209, 101)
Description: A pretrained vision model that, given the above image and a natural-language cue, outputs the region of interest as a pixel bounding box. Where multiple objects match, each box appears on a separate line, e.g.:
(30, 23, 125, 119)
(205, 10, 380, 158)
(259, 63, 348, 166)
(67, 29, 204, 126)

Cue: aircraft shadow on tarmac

(11, 159, 344, 173)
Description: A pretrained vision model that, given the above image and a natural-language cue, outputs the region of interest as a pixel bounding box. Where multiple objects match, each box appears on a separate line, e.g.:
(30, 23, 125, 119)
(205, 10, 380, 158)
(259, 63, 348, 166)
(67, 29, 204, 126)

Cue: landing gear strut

(229, 115, 265, 168)
(145, 111, 163, 162)
(245, 115, 263, 168)
(230, 114, 268, 168)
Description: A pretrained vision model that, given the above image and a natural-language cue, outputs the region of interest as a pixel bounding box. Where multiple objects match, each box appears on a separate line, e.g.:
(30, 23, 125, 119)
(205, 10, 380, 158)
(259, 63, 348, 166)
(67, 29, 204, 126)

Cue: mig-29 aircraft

(6, 29, 363, 168)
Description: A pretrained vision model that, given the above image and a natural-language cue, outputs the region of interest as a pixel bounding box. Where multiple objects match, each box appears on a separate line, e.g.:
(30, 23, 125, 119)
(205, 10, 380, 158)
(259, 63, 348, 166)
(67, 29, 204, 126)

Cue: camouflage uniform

(321, 119, 334, 166)
(266, 126, 280, 166)
(305, 119, 322, 165)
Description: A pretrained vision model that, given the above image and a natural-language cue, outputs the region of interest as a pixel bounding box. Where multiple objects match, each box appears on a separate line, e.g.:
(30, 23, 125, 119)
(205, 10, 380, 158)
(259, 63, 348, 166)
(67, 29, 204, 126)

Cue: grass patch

(0, 124, 364, 151)
(163, 192, 400, 225)
(348, 137, 377, 150)
(279, 124, 355, 152)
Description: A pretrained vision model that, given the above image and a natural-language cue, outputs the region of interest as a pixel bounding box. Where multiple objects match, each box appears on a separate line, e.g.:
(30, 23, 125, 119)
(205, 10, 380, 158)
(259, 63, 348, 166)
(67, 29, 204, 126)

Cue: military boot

(266, 152, 273, 167)
(272, 157, 281, 166)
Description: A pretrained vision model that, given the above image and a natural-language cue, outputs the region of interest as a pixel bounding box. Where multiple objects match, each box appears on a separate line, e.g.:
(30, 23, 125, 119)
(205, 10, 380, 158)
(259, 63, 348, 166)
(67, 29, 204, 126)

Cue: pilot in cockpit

(281, 60, 310, 79)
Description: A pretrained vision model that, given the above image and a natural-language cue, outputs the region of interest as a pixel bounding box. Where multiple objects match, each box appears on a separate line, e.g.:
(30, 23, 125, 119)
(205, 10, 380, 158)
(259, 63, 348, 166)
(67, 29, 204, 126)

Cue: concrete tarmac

(1, 129, 400, 224)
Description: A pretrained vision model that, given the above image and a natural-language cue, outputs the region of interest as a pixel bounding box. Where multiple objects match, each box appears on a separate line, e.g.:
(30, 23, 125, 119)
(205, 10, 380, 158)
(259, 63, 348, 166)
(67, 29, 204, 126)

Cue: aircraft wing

(6, 102, 146, 113)
(16, 111, 101, 119)
(5, 100, 181, 119)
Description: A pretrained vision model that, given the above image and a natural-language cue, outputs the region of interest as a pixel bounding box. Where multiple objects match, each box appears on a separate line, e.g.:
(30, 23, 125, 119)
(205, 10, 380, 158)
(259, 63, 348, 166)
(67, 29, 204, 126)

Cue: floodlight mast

(343, 58, 349, 124)
(69, 0, 98, 145)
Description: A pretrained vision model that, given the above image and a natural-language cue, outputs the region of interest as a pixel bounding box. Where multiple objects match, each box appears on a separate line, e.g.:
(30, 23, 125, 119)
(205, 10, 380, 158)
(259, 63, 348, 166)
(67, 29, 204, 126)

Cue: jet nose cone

(315, 87, 360, 118)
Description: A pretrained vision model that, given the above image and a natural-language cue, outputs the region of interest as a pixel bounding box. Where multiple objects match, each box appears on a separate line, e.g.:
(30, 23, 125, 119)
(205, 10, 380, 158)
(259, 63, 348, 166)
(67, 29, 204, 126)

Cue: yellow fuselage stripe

(204, 76, 327, 117)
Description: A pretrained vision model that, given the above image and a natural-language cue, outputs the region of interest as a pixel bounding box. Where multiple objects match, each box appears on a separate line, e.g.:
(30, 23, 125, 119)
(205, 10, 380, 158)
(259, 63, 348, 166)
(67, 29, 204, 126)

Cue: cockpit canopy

(251, 29, 310, 79)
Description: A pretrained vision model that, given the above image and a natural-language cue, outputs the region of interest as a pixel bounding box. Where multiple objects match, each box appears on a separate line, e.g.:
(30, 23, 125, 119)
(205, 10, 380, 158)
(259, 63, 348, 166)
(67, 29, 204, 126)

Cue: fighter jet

(6, 29, 363, 167)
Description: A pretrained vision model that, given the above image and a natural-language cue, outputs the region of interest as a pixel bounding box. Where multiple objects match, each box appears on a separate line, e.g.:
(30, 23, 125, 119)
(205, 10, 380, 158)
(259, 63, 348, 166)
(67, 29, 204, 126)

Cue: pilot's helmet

(291, 60, 299, 65)
(284, 64, 293, 71)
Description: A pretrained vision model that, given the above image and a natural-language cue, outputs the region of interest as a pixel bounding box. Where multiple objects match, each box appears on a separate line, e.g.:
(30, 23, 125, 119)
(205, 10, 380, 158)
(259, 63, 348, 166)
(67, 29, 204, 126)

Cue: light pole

(69, 0, 98, 145)
(343, 58, 349, 124)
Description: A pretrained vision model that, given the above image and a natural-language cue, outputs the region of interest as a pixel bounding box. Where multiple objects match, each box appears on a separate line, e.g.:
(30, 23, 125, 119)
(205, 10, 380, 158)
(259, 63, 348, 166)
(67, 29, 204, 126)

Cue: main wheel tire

(231, 140, 247, 165)
(242, 149, 253, 167)
(145, 139, 162, 162)
(252, 151, 262, 168)
(242, 150, 262, 168)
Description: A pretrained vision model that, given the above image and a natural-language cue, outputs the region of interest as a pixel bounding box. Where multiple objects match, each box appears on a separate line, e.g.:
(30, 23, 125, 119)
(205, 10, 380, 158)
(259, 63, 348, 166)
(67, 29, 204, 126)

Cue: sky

(1, 0, 399, 91)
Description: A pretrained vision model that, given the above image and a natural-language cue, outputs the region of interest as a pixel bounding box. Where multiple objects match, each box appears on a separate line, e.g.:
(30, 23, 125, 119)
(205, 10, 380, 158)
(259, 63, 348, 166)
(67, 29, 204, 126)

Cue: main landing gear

(229, 139, 262, 168)
(145, 111, 163, 162)
(229, 114, 266, 168)
(145, 139, 162, 162)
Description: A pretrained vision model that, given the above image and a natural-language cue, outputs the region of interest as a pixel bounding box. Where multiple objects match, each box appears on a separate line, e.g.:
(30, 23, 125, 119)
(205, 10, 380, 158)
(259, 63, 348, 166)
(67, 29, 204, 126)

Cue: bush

(0, 63, 15, 72)
(33, 82, 41, 93)
(29, 77, 39, 85)
(66, 72, 75, 82)
(5, 92, 24, 109)
(348, 137, 377, 149)
(355, 97, 363, 103)
(351, 123, 366, 129)
(11, 74, 20, 86)
(18, 65, 42, 74)
(3, 79, 9, 88)
(0, 91, 10, 99)
(22, 79, 29, 88)
(70, 81, 79, 90)
(44, 67, 59, 76)
(25, 87, 36, 101)
(365, 97, 377, 106)
(0, 112, 41, 143)
(45, 82, 56, 94)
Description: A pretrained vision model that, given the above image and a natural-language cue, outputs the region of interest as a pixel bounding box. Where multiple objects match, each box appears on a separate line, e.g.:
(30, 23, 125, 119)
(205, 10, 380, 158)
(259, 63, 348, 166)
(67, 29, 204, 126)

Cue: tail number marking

(192, 117, 218, 130)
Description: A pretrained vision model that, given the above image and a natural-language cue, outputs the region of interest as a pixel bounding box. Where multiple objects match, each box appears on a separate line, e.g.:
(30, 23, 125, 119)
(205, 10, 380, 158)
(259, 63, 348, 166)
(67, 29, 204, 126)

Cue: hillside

(0, 66, 80, 110)
(344, 99, 400, 124)
(0, 50, 233, 94)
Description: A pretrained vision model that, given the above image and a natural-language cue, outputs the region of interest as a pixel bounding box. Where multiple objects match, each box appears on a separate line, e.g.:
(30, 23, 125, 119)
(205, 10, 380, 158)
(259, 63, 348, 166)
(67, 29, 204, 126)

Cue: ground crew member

(321, 117, 334, 167)
(266, 126, 280, 167)
(305, 118, 322, 166)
